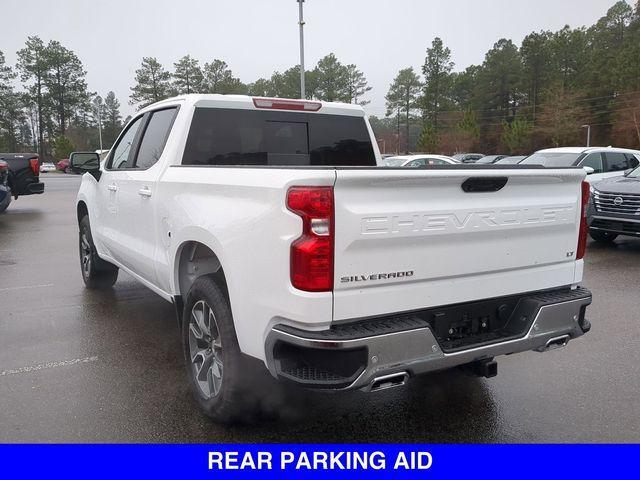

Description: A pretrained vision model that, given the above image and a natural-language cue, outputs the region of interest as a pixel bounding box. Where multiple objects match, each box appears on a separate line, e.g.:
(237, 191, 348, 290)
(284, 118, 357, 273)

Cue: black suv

(587, 165, 640, 242)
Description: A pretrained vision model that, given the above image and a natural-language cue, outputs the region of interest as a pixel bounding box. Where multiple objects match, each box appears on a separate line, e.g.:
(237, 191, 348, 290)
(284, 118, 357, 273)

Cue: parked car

(452, 153, 485, 163)
(520, 147, 640, 183)
(495, 156, 526, 165)
(474, 155, 507, 164)
(381, 154, 460, 167)
(0, 160, 11, 213)
(587, 164, 640, 242)
(40, 162, 56, 173)
(56, 158, 70, 173)
(0, 153, 45, 212)
(74, 94, 592, 422)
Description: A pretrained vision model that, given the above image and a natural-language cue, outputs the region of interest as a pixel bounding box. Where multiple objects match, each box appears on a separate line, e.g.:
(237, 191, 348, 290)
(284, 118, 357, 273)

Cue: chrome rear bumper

(265, 287, 592, 391)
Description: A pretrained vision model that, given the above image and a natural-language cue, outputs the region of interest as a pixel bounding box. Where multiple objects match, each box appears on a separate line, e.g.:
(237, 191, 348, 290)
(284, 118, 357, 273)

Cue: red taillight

(253, 97, 322, 111)
(0, 160, 7, 172)
(576, 180, 590, 260)
(29, 158, 39, 176)
(287, 186, 334, 292)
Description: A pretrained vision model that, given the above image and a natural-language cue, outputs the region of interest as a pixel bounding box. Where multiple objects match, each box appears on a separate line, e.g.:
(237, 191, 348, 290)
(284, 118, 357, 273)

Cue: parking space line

(0, 356, 99, 377)
(0, 283, 54, 292)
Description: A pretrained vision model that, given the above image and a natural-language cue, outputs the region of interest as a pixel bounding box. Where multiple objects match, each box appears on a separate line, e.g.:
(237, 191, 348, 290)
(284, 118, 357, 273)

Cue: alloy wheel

(188, 300, 223, 399)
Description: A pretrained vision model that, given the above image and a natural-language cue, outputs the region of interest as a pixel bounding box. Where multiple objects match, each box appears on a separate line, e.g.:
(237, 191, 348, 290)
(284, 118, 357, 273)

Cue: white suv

(521, 146, 640, 183)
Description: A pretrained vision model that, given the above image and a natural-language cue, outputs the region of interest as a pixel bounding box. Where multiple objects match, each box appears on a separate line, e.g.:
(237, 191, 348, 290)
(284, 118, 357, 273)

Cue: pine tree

(103, 91, 122, 147)
(421, 37, 454, 128)
(17, 36, 49, 157)
(130, 57, 171, 108)
(44, 40, 89, 135)
(385, 67, 422, 153)
(313, 53, 350, 102)
(172, 55, 204, 94)
(344, 64, 371, 105)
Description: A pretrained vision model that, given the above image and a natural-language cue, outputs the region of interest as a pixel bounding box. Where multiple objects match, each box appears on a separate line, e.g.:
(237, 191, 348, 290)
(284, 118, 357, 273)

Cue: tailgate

(332, 167, 585, 321)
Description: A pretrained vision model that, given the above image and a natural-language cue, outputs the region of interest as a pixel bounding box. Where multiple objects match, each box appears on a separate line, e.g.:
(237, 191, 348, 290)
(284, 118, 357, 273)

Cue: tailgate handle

(461, 177, 508, 193)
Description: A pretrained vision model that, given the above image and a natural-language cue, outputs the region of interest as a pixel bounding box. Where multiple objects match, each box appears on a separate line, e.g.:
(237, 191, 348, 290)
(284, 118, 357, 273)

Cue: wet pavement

(1, 173, 639, 442)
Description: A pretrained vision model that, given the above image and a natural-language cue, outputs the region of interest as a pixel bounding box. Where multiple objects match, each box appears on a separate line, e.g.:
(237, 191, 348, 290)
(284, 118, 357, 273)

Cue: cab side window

(108, 116, 144, 169)
(604, 152, 629, 172)
(134, 108, 178, 170)
(580, 153, 603, 173)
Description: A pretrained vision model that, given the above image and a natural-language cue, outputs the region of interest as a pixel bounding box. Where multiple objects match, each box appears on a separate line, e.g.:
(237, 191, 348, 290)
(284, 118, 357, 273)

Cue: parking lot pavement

(1, 172, 639, 442)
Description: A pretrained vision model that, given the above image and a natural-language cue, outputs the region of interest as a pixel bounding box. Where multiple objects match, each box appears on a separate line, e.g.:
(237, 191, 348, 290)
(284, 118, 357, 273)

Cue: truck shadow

(218, 370, 500, 442)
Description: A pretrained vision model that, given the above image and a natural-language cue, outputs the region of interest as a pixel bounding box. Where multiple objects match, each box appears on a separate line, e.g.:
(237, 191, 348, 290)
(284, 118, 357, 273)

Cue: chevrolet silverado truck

(73, 94, 593, 422)
(0, 152, 45, 212)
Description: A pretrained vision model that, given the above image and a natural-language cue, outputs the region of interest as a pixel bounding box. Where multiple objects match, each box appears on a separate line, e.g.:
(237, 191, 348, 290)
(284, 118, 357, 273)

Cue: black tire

(0, 189, 10, 213)
(589, 229, 618, 243)
(182, 275, 263, 423)
(79, 215, 119, 288)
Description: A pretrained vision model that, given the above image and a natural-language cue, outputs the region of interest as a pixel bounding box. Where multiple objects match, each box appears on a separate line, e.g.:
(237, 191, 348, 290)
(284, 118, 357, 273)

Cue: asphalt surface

(1, 173, 639, 443)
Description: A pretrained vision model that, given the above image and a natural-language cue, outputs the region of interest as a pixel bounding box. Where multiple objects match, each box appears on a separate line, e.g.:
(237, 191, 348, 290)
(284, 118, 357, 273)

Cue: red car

(56, 158, 70, 173)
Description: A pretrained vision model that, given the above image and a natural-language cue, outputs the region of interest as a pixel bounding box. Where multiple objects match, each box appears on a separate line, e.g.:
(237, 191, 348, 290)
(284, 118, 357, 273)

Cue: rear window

(182, 108, 376, 167)
(520, 152, 581, 167)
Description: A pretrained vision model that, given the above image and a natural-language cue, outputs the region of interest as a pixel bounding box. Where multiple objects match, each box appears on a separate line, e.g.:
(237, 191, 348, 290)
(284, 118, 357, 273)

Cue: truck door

(95, 115, 145, 259)
(110, 107, 178, 285)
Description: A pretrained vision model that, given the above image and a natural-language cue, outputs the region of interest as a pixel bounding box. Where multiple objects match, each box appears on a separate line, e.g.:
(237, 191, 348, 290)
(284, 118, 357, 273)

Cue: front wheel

(182, 275, 262, 423)
(589, 229, 618, 243)
(79, 215, 118, 288)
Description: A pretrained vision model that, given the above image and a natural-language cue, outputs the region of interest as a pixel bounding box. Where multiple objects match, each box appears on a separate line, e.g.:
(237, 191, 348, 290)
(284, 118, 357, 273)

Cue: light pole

(97, 107, 103, 152)
(297, 0, 305, 99)
(581, 124, 591, 147)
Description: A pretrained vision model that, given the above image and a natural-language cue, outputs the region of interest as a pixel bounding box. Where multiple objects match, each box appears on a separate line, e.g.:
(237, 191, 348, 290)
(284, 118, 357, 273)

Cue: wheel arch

(174, 240, 230, 321)
(77, 200, 89, 224)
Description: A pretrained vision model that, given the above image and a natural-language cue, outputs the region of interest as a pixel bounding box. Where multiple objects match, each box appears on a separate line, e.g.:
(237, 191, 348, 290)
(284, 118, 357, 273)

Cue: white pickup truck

(72, 94, 592, 422)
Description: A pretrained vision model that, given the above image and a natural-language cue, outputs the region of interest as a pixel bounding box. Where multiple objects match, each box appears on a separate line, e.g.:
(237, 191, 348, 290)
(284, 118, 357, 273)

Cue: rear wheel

(79, 215, 118, 288)
(182, 275, 262, 423)
(589, 230, 618, 243)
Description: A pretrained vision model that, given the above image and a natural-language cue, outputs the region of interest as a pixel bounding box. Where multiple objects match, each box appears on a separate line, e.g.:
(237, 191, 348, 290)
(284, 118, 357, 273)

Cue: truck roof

(140, 94, 367, 117)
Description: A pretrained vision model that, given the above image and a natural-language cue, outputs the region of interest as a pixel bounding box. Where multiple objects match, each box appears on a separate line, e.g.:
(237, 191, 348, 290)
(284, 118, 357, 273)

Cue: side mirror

(583, 166, 595, 175)
(70, 151, 101, 180)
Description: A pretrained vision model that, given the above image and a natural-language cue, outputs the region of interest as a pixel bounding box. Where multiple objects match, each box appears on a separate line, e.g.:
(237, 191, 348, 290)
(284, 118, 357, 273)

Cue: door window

(108, 116, 144, 169)
(580, 153, 603, 173)
(134, 108, 178, 170)
(604, 152, 629, 172)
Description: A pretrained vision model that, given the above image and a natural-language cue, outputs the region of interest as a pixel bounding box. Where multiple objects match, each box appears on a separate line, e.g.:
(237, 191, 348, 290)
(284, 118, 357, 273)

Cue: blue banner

(0, 444, 637, 479)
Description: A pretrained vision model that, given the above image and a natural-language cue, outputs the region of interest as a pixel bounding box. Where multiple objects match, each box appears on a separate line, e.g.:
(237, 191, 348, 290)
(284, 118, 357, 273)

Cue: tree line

(379, 0, 640, 154)
(0, 36, 124, 159)
(129, 53, 371, 107)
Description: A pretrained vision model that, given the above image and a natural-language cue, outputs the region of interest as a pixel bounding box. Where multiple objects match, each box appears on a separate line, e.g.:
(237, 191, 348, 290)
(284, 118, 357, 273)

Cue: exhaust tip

(368, 372, 409, 392)
(536, 334, 570, 353)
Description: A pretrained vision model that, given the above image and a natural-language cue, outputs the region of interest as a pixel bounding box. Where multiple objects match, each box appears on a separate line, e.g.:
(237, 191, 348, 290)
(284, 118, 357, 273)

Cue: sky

(1, 0, 629, 118)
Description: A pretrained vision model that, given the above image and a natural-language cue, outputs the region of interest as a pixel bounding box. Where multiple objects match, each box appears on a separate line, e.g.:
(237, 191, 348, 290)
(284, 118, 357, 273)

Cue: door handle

(107, 184, 118, 192)
(138, 187, 152, 198)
